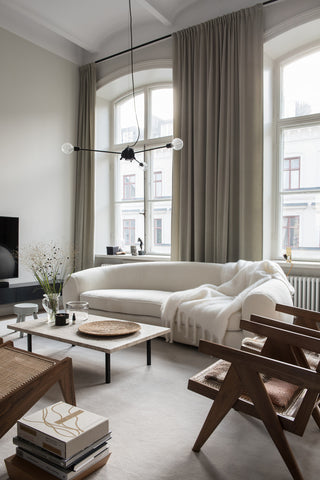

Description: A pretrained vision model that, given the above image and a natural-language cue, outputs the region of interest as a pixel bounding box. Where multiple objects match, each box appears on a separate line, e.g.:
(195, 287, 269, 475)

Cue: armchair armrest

(242, 279, 293, 323)
(240, 318, 320, 355)
(276, 303, 320, 330)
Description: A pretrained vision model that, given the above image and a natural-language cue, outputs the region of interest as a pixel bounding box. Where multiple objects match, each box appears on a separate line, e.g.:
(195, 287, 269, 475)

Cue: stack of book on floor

(5, 401, 111, 480)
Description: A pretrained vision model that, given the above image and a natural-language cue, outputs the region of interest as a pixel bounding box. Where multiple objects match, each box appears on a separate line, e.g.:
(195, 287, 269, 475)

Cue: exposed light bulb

(171, 138, 184, 151)
(61, 143, 75, 154)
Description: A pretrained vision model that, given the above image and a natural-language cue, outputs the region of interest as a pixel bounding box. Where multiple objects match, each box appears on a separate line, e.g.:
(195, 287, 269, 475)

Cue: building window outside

(123, 174, 136, 200)
(154, 171, 162, 198)
(274, 47, 320, 261)
(154, 218, 162, 245)
(283, 157, 300, 190)
(282, 216, 299, 248)
(123, 219, 136, 245)
(113, 85, 173, 255)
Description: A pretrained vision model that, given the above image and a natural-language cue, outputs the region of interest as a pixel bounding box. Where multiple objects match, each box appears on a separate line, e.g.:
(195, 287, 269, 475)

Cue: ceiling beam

(135, 0, 172, 26)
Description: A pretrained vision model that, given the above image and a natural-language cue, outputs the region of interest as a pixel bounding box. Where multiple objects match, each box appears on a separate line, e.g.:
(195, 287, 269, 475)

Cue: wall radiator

(287, 276, 320, 311)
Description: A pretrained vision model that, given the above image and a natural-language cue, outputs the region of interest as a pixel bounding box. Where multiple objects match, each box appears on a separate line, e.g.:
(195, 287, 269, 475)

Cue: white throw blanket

(161, 260, 294, 344)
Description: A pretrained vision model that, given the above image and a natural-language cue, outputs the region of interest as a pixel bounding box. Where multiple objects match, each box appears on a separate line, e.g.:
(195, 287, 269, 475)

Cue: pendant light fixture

(62, 0, 183, 167)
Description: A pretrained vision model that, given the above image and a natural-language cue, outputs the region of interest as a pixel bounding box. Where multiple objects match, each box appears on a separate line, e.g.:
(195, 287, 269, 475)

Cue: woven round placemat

(78, 320, 141, 337)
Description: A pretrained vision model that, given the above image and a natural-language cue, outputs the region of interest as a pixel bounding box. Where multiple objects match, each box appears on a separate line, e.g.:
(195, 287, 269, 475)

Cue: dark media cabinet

(0, 282, 43, 305)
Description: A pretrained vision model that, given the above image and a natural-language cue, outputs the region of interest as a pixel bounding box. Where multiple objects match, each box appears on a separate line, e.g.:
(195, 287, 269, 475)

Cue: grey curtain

(74, 63, 96, 271)
(171, 4, 263, 263)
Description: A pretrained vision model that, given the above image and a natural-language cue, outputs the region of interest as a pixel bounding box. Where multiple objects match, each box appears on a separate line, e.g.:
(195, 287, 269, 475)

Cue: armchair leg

(193, 366, 242, 452)
(241, 371, 304, 480)
(312, 406, 320, 430)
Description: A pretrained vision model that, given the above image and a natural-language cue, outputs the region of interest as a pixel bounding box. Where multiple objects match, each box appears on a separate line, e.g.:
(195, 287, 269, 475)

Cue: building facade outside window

(154, 218, 162, 245)
(282, 215, 299, 248)
(113, 85, 173, 255)
(283, 156, 300, 190)
(123, 219, 136, 246)
(154, 171, 162, 198)
(273, 47, 320, 261)
(123, 174, 136, 200)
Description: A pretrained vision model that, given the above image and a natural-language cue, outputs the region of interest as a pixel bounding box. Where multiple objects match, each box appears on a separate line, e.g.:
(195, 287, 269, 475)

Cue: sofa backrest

(100, 261, 225, 292)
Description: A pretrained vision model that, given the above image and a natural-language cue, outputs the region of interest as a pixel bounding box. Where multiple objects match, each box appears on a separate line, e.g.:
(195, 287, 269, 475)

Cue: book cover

(16, 446, 110, 480)
(17, 402, 109, 458)
(13, 434, 111, 469)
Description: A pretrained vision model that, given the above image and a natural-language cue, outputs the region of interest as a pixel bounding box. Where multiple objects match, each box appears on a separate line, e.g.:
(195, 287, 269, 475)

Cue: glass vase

(42, 293, 60, 324)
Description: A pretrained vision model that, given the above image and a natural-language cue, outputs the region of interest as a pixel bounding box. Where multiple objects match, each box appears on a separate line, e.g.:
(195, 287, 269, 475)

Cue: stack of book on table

(5, 401, 111, 480)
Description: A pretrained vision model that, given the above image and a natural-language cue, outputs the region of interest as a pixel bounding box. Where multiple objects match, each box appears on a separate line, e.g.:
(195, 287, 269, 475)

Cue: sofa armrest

(62, 267, 109, 306)
(242, 278, 294, 323)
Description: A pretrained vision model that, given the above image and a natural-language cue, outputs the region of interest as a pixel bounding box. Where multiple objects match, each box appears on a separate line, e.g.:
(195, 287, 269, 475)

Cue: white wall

(0, 27, 78, 285)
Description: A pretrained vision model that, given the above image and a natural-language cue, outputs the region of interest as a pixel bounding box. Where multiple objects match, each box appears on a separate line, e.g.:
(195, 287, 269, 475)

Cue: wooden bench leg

(58, 358, 76, 406)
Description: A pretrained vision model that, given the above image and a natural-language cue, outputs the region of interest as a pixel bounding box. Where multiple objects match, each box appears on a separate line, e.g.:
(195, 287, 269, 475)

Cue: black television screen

(0, 216, 19, 279)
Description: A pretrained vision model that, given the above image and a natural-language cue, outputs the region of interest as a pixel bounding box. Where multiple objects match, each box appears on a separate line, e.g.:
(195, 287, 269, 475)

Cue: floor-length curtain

(74, 63, 96, 271)
(171, 4, 263, 263)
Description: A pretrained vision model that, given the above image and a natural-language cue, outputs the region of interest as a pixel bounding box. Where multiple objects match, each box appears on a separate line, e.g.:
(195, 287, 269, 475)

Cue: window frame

(271, 44, 320, 261)
(111, 83, 173, 255)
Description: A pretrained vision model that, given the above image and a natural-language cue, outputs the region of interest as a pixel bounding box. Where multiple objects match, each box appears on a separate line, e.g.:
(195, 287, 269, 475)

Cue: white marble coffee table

(7, 315, 170, 383)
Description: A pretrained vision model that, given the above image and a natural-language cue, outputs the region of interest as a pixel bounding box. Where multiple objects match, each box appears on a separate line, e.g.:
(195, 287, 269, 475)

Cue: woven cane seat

(190, 360, 305, 417)
(0, 346, 56, 400)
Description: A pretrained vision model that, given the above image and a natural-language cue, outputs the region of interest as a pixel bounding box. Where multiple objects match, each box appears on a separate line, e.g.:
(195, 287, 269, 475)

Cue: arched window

(264, 26, 320, 262)
(95, 73, 173, 257)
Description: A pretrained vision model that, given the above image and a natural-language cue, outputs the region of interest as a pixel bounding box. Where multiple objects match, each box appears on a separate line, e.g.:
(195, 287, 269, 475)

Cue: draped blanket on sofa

(160, 260, 294, 344)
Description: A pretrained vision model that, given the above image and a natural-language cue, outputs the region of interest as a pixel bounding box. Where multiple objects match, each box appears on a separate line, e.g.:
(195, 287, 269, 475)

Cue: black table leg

(146, 340, 151, 365)
(105, 353, 111, 384)
(27, 334, 32, 352)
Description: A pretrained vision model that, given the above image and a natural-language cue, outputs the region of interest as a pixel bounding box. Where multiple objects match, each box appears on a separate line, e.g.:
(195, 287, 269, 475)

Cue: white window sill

(276, 260, 320, 277)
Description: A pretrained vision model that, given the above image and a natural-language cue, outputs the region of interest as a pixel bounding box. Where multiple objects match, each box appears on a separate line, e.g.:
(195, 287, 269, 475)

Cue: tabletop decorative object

(21, 242, 74, 323)
(78, 320, 141, 337)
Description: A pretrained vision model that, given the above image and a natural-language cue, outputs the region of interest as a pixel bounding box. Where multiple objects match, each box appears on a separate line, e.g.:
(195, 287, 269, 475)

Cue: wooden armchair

(0, 339, 76, 439)
(188, 319, 320, 480)
(242, 304, 320, 370)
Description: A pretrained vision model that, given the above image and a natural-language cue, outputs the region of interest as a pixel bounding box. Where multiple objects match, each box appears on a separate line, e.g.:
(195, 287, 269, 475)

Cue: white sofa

(62, 260, 294, 348)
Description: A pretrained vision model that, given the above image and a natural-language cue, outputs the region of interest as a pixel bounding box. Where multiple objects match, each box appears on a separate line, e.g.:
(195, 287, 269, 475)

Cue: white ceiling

(0, 0, 260, 64)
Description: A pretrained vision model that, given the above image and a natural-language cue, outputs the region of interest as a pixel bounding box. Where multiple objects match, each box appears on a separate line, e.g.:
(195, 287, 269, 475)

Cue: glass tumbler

(66, 301, 89, 323)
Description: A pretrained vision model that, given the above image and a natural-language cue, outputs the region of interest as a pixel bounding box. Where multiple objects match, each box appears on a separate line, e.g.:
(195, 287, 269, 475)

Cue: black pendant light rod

(72, 146, 120, 154)
(135, 143, 174, 154)
(95, 0, 281, 65)
(95, 34, 171, 64)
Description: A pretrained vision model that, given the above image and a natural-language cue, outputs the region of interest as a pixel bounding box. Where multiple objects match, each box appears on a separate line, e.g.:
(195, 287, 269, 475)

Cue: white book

(16, 446, 110, 480)
(17, 402, 109, 459)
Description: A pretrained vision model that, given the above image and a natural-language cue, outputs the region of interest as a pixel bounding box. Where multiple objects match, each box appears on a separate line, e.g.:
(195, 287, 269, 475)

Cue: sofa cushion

(80, 289, 171, 318)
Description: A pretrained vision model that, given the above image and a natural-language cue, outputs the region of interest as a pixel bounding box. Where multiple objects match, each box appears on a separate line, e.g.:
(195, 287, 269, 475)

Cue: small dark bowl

(55, 313, 69, 326)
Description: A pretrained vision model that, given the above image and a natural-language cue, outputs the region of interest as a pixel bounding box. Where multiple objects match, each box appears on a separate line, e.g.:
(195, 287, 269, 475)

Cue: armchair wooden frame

(275, 303, 320, 331)
(188, 319, 320, 480)
(0, 339, 76, 439)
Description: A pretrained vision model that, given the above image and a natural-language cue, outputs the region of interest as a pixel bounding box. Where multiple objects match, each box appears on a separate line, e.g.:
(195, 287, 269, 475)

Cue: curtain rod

(95, 0, 281, 65)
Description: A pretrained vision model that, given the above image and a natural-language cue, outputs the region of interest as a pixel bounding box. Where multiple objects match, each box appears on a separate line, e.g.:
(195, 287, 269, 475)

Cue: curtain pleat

(171, 4, 263, 263)
(74, 63, 96, 271)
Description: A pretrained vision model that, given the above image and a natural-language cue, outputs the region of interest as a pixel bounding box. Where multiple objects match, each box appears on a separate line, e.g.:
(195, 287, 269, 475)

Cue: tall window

(275, 48, 320, 261)
(114, 86, 173, 254)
